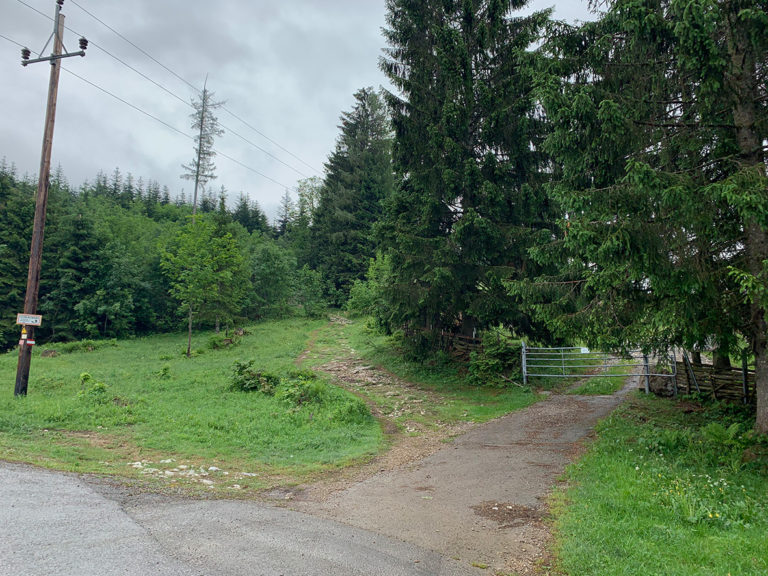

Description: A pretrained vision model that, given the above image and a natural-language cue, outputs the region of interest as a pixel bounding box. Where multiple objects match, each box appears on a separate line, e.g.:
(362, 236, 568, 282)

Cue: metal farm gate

(521, 343, 678, 394)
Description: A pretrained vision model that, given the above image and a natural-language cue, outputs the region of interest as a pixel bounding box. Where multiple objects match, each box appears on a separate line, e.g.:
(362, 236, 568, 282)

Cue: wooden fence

(675, 359, 755, 405)
(400, 325, 482, 359)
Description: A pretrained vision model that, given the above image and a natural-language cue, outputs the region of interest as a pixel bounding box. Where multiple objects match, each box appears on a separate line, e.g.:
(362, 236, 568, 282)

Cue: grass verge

(0, 316, 537, 494)
(548, 394, 768, 575)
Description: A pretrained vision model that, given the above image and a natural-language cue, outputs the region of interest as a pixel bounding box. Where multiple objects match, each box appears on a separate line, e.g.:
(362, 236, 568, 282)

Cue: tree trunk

(747, 219, 768, 434)
(691, 350, 702, 366)
(726, 13, 768, 433)
(713, 349, 732, 370)
(187, 309, 193, 358)
(754, 326, 768, 434)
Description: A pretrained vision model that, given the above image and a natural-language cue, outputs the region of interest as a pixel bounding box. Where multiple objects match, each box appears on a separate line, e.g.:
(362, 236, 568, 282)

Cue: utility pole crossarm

(22, 50, 86, 66)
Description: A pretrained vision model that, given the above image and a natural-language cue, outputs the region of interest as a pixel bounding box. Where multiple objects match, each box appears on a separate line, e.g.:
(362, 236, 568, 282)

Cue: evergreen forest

(2, 0, 767, 433)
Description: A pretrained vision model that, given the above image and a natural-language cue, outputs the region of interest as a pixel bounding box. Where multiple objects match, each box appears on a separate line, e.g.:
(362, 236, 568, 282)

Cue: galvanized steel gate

(521, 343, 678, 394)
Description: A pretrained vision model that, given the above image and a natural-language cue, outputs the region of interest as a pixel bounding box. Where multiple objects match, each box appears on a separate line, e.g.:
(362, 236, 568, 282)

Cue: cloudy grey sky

(0, 0, 591, 217)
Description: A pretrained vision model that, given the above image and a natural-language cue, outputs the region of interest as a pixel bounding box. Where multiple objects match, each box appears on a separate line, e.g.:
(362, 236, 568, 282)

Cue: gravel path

(293, 380, 637, 575)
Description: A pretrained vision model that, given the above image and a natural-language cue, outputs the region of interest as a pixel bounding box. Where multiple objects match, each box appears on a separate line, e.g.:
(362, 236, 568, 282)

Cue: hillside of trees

(2, 0, 767, 431)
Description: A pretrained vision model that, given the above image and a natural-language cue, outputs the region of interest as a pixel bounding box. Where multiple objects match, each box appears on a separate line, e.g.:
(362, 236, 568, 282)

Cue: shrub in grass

(468, 326, 523, 387)
(277, 371, 328, 407)
(333, 397, 372, 424)
(77, 372, 110, 404)
(230, 360, 280, 394)
(208, 333, 241, 350)
(287, 368, 318, 381)
(156, 364, 171, 380)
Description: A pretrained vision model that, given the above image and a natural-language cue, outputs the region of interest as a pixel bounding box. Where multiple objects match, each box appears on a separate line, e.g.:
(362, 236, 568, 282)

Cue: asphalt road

(0, 462, 476, 576)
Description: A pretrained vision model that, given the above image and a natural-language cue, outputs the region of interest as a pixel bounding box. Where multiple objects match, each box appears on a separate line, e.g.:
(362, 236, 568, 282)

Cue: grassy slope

(550, 394, 768, 575)
(0, 318, 381, 491)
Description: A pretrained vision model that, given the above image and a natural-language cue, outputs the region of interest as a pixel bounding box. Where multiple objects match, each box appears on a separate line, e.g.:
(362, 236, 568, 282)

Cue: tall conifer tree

(525, 0, 768, 431)
(379, 0, 553, 346)
(312, 88, 394, 305)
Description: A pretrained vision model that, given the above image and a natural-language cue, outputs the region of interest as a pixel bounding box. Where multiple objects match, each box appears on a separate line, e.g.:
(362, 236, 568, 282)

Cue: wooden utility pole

(15, 0, 87, 396)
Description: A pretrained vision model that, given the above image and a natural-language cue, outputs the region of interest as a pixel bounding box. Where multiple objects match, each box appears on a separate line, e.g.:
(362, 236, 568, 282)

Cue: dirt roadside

(290, 336, 637, 575)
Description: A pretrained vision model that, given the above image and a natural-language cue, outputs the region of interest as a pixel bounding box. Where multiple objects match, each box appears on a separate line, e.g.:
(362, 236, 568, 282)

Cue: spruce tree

(0, 169, 34, 350)
(39, 211, 102, 341)
(379, 0, 553, 348)
(275, 190, 296, 238)
(181, 84, 225, 217)
(232, 193, 269, 234)
(526, 0, 768, 431)
(311, 88, 394, 305)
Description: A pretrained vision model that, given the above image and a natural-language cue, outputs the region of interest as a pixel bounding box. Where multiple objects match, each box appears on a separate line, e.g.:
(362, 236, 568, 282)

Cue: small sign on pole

(16, 314, 43, 327)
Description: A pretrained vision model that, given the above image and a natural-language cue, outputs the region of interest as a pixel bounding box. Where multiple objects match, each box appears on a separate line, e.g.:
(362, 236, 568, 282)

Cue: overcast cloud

(0, 0, 591, 217)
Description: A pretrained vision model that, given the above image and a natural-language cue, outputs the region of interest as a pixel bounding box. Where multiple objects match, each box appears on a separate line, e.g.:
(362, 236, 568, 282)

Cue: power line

(14, 0, 189, 107)
(69, 0, 199, 93)
(215, 149, 293, 189)
(68, 0, 323, 176)
(61, 29, 309, 176)
(0, 32, 26, 48)
(61, 67, 295, 191)
(220, 107, 323, 174)
(14, 0, 49, 22)
(67, 1, 318, 177)
(15, 0, 305, 191)
(62, 67, 192, 140)
(89, 43, 191, 107)
(219, 122, 311, 178)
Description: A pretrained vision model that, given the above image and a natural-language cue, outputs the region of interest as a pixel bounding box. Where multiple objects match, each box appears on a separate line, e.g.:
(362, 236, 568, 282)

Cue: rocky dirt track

(289, 343, 637, 575)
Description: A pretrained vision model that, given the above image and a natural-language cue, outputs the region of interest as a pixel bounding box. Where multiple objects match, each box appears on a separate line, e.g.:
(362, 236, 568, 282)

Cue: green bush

(333, 397, 373, 424)
(287, 368, 318, 381)
(208, 333, 241, 350)
(345, 253, 394, 331)
(77, 372, 109, 404)
(468, 326, 522, 387)
(230, 360, 279, 394)
(277, 371, 328, 406)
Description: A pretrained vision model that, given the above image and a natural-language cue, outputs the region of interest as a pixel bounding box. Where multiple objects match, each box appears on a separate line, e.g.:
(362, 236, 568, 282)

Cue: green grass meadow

(549, 394, 768, 576)
(565, 362, 634, 395)
(0, 318, 381, 491)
